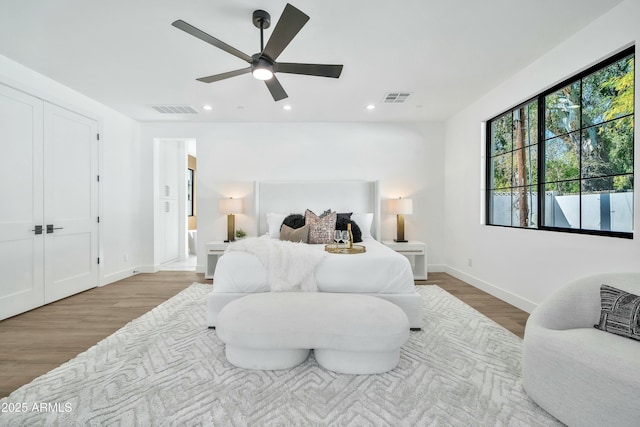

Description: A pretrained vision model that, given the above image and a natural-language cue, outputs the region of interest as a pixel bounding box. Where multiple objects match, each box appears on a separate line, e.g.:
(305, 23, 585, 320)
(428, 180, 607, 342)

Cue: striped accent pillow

(594, 285, 640, 341)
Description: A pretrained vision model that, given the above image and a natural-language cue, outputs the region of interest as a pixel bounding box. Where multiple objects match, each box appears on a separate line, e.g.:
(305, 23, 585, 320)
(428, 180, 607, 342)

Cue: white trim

(427, 263, 446, 273)
(445, 265, 537, 313)
(101, 268, 139, 286)
(137, 265, 160, 274)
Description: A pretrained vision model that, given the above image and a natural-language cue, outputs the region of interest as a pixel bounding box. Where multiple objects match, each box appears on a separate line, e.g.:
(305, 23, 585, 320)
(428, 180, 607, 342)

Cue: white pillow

(266, 212, 287, 239)
(351, 213, 374, 239)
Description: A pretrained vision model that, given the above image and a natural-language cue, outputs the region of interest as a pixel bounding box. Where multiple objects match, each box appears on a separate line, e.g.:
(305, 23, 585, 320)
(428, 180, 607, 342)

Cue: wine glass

(341, 230, 350, 247)
(334, 230, 342, 245)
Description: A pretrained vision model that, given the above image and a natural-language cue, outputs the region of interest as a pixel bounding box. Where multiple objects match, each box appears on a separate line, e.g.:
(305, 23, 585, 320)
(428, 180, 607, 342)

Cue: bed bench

(216, 292, 410, 374)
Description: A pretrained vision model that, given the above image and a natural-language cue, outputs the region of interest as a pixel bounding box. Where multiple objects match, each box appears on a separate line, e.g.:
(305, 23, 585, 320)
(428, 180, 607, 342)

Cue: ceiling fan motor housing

(251, 54, 274, 79)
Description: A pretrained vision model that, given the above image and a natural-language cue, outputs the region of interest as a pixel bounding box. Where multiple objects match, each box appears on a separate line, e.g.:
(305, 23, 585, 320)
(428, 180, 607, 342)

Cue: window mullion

(537, 96, 545, 228)
(579, 77, 583, 231)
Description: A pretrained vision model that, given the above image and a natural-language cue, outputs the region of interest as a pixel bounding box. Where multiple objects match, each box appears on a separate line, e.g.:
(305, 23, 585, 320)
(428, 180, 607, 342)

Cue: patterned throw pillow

(280, 224, 309, 243)
(304, 209, 337, 244)
(594, 284, 640, 341)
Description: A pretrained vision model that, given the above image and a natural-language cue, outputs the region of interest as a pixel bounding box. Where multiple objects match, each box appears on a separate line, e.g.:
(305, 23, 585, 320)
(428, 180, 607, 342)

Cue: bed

(207, 180, 423, 329)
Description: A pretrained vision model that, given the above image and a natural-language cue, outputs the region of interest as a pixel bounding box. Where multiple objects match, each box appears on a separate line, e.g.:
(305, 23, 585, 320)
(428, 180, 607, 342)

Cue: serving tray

(324, 244, 366, 254)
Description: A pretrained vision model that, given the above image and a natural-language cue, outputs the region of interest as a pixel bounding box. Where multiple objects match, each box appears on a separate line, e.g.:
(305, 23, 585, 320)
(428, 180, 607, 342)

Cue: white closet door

(0, 85, 45, 320)
(43, 103, 98, 303)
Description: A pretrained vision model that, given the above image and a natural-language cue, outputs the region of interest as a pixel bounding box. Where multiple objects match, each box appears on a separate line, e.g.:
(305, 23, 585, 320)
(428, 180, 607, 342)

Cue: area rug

(0, 284, 561, 426)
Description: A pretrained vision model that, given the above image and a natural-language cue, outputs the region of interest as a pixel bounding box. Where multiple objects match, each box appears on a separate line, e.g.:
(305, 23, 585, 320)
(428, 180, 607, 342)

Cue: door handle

(46, 224, 64, 233)
(31, 225, 43, 235)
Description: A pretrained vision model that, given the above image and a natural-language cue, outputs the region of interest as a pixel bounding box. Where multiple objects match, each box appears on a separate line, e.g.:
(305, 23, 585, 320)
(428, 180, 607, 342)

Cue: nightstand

(205, 241, 229, 279)
(382, 240, 427, 280)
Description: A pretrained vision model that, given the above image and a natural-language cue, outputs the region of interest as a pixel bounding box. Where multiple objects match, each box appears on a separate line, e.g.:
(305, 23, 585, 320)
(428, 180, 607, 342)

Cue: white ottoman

(216, 292, 410, 374)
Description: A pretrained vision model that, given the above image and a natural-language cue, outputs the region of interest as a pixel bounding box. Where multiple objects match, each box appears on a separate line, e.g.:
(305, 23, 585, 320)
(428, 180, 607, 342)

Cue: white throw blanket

(225, 236, 327, 292)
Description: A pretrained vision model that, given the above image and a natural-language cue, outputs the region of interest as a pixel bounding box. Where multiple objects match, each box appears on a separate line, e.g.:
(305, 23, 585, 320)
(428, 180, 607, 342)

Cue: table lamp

(219, 197, 243, 242)
(388, 197, 413, 242)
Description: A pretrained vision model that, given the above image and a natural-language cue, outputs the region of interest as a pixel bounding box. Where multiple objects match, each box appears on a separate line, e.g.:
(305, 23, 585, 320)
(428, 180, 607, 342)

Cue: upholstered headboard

(254, 180, 381, 240)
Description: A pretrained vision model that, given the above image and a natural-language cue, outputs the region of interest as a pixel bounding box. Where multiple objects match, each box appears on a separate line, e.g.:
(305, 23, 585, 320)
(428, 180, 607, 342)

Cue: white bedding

(212, 238, 416, 294)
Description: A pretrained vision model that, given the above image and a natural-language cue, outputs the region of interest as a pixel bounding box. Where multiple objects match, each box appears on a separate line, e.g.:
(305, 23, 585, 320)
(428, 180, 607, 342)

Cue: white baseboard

(196, 264, 206, 274)
(444, 266, 537, 313)
(100, 268, 139, 286)
(137, 265, 160, 274)
(427, 264, 446, 273)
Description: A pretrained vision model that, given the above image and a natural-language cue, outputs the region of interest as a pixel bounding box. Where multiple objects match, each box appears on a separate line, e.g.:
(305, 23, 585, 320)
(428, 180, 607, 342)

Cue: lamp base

(395, 214, 407, 243)
(227, 214, 235, 243)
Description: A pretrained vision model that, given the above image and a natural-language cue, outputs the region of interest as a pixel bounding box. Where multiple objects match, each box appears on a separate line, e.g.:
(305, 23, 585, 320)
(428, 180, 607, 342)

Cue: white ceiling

(0, 0, 623, 123)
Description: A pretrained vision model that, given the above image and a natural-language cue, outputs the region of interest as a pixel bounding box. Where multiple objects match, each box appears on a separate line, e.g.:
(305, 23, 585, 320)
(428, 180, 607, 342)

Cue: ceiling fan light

(252, 68, 273, 80)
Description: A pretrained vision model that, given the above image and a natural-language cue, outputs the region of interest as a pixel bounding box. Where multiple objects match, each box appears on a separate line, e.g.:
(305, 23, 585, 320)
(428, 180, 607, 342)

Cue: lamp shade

(219, 197, 243, 214)
(388, 198, 413, 215)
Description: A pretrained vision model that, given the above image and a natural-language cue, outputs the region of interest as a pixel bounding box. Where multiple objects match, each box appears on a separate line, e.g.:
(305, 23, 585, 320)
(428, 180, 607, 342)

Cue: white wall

(0, 54, 144, 286)
(140, 122, 445, 273)
(443, 0, 640, 311)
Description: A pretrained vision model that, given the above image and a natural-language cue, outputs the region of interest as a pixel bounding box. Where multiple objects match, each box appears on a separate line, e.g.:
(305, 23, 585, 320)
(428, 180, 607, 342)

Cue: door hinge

(97, 133, 100, 141)
(97, 216, 100, 223)
(97, 257, 100, 264)
(97, 175, 100, 182)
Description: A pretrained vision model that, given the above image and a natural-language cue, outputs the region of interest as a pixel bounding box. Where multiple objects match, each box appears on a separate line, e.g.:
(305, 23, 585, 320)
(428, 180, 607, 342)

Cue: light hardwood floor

(0, 271, 528, 398)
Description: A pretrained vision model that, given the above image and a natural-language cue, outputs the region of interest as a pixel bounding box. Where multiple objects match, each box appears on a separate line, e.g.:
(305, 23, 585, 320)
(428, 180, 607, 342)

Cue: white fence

(491, 191, 633, 232)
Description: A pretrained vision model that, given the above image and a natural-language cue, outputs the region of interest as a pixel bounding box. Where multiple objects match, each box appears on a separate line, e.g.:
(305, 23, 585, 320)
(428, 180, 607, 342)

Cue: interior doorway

(154, 138, 197, 272)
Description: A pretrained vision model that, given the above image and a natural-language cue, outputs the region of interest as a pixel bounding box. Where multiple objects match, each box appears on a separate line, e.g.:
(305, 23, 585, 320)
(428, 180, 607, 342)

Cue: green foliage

(545, 55, 634, 192)
(545, 135, 580, 184)
(603, 57, 634, 125)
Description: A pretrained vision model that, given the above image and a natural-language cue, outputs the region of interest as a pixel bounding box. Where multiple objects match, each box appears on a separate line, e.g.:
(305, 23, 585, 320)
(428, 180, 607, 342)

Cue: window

(487, 47, 635, 238)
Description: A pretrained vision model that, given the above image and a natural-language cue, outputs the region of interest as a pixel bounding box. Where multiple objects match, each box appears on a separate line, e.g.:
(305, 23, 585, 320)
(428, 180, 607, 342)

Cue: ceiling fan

(172, 3, 343, 102)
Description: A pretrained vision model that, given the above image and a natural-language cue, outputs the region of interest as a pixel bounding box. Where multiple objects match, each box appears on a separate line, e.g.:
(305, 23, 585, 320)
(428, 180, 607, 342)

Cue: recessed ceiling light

(203, 105, 212, 111)
(366, 104, 376, 110)
(283, 105, 292, 111)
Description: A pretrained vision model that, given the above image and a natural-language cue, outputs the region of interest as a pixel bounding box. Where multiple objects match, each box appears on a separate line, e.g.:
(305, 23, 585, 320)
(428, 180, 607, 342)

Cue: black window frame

(486, 46, 635, 239)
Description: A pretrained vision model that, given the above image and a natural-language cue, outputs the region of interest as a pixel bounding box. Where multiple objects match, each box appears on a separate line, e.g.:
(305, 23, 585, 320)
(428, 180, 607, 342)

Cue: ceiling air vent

(151, 105, 198, 114)
(383, 92, 411, 103)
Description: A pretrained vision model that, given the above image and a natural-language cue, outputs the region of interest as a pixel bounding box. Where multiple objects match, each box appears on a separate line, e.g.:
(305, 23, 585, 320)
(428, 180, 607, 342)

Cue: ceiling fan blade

(172, 20, 252, 63)
(264, 76, 288, 101)
(261, 4, 309, 61)
(276, 62, 343, 78)
(196, 67, 251, 83)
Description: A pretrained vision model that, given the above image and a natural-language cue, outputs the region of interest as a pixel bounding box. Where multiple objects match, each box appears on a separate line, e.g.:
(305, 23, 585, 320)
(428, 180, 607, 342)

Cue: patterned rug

(0, 284, 561, 426)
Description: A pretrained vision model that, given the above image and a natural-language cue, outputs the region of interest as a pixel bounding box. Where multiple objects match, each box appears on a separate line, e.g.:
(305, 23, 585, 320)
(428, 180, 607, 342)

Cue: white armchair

(523, 273, 640, 427)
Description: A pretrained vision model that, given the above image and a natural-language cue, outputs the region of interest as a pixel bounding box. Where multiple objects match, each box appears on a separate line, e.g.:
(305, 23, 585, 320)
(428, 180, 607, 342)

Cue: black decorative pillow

(594, 285, 640, 341)
(337, 212, 352, 222)
(335, 217, 362, 243)
(281, 213, 305, 230)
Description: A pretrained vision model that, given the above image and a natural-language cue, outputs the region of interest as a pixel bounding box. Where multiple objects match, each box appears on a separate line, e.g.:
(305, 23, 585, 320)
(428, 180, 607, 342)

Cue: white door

(0, 85, 45, 319)
(43, 103, 99, 303)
